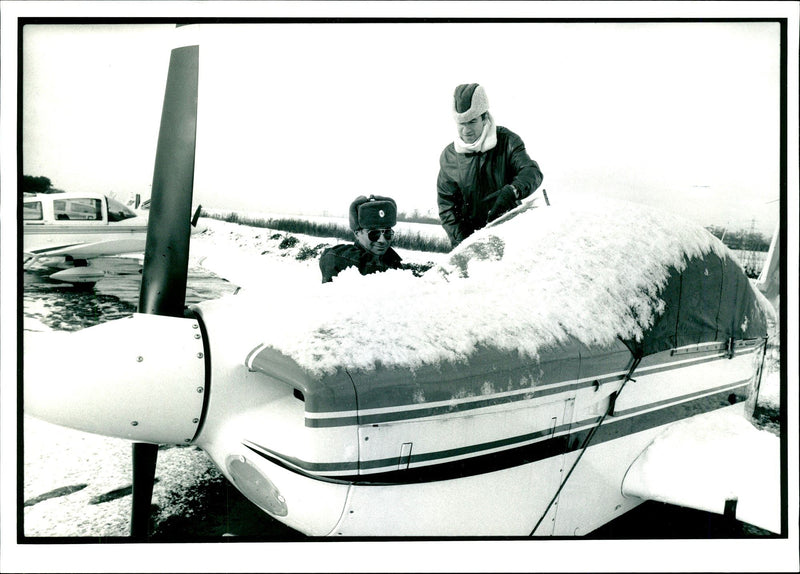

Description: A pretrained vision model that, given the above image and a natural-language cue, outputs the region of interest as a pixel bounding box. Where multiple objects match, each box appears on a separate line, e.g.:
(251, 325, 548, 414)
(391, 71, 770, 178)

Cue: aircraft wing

(26, 221, 202, 261)
(621, 407, 781, 533)
(29, 237, 148, 260)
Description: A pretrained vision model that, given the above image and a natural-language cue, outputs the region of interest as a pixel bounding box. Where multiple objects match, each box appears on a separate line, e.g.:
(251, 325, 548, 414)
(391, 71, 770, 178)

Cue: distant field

(204, 208, 448, 238)
(201, 207, 770, 276)
(729, 249, 768, 277)
(201, 208, 451, 253)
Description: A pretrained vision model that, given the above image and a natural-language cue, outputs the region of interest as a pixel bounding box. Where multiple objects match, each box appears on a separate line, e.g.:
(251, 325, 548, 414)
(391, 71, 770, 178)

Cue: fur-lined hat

(349, 195, 397, 231)
(452, 83, 489, 123)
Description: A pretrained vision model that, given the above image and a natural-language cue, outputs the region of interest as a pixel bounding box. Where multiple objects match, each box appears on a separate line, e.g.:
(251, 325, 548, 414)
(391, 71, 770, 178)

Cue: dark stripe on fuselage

(304, 373, 625, 429)
(243, 442, 355, 485)
(565, 381, 748, 452)
(611, 379, 745, 419)
(246, 381, 749, 485)
(360, 422, 570, 472)
(304, 350, 742, 428)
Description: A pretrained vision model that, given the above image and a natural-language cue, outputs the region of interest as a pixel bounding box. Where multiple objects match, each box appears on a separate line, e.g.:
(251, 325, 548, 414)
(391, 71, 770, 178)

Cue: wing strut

(529, 352, 642, 535)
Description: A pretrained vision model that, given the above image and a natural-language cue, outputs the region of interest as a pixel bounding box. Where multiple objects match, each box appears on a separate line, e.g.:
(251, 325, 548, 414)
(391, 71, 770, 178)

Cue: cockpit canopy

(22, 193, 139, 223)
(238, 193, 772, 382)
(107, 196, 138, 222)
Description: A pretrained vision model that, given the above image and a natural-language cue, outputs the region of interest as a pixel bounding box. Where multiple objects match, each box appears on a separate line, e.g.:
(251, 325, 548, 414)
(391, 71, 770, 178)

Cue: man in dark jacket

(319, 195, 404, 283)
(437, 83, 544, 247)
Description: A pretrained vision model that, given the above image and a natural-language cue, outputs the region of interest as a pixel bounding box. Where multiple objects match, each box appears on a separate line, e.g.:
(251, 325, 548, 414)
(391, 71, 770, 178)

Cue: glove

(486, 185, 518, 222)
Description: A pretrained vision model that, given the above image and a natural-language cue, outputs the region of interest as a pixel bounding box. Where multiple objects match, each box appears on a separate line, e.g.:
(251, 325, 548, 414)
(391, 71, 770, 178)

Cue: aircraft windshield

(23, 201, 43, 220)
(107, 197, 138, 222)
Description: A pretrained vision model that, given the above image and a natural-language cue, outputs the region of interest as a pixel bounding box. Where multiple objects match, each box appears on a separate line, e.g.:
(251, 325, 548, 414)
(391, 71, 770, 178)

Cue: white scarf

(453, 112, 497, 154)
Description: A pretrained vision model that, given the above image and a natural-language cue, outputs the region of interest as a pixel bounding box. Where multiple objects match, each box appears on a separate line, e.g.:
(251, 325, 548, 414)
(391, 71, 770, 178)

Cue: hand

(487, 185, 518, 222)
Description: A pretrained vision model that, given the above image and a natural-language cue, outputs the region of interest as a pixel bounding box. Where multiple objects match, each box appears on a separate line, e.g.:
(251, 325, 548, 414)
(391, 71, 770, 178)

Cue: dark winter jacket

(437, 125, 543, 247)
(319, 242, 404, 283)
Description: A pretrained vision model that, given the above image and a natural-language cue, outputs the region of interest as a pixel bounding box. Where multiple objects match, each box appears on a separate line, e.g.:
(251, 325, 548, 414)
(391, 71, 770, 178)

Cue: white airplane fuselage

(190, 296, 766, 537)
(23, 191, 148, 260)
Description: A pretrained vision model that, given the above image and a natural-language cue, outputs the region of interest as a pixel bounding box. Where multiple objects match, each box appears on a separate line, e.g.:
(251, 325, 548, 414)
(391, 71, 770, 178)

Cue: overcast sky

(20, 19, 783, 235)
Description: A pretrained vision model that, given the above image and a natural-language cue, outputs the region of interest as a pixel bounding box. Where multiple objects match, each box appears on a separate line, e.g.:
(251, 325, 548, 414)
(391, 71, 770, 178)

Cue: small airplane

(22, 190, 150, 284)
(23, 190, 202, 285)
(22, 28, 783, 538)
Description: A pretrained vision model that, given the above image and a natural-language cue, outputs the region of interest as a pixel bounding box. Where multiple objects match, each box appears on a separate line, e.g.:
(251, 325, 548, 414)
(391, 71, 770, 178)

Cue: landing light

(226, 455, 288, 517)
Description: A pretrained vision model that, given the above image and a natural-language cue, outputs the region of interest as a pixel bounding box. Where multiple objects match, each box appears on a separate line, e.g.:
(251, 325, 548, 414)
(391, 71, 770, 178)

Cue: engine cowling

(24, 313, 207, 445)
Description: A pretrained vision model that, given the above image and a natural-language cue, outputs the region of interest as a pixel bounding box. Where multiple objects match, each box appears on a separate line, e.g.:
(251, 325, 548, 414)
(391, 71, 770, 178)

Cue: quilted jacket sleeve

(437, 147, 466, 247)
(505, 130, 543, 200)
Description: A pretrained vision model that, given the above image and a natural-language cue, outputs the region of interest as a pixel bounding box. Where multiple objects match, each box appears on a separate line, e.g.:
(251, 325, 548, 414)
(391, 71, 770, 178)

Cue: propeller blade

(139, 43, 199, 317)
(131, 39, 199, 539)
(131, 443, 159, 538)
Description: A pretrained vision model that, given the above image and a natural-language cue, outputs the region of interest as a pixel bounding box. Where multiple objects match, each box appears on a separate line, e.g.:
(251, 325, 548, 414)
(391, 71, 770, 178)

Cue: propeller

(131, 40, 199, 539)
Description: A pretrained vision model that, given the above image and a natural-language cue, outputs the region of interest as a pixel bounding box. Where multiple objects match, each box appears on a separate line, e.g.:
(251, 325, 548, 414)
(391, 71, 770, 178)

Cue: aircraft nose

(24, 313, 207, 444)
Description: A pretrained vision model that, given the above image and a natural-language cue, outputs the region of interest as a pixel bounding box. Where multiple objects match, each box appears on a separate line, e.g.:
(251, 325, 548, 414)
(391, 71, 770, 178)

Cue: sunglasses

(366, 228, 395, 241)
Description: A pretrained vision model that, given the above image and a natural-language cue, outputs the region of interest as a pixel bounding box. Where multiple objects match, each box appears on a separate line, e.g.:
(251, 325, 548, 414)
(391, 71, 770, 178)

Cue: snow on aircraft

(23, 27, 782, 538)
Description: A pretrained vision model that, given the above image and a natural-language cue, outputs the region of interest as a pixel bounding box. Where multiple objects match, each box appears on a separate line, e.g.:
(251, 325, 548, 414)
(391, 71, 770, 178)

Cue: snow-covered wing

(621, 408, 781, 533)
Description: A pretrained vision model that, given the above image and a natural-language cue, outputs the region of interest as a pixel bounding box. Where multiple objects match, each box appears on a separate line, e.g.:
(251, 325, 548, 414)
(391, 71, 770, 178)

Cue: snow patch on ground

(23, 416, 215, 537)
(189, 216, 447, 292)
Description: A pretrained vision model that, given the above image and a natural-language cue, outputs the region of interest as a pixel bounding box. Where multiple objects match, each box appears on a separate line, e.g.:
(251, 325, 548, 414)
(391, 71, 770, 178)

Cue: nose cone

(24, 313, 207, 444)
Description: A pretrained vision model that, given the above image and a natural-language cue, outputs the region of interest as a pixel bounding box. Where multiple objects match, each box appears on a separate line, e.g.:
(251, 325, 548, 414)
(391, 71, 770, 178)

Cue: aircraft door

(531, 396, 576, 536)
(348, 394, 581, 536)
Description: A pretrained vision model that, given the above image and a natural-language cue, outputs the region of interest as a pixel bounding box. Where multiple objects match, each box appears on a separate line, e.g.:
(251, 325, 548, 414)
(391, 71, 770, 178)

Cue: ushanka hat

(452, 83, 489, 123)
(349, 195, 397, 231)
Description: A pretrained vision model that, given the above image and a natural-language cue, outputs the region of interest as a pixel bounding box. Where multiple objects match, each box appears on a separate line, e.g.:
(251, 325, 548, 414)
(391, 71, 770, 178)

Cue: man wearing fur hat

(437, 83, 543, 247)
(319, 195, 404, 283)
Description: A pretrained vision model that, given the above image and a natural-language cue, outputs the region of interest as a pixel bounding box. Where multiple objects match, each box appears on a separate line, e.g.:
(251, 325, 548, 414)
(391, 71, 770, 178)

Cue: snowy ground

(201, 207, 450, 243)
(189, 213, 449, 290)
(20, 215, 782, 541)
